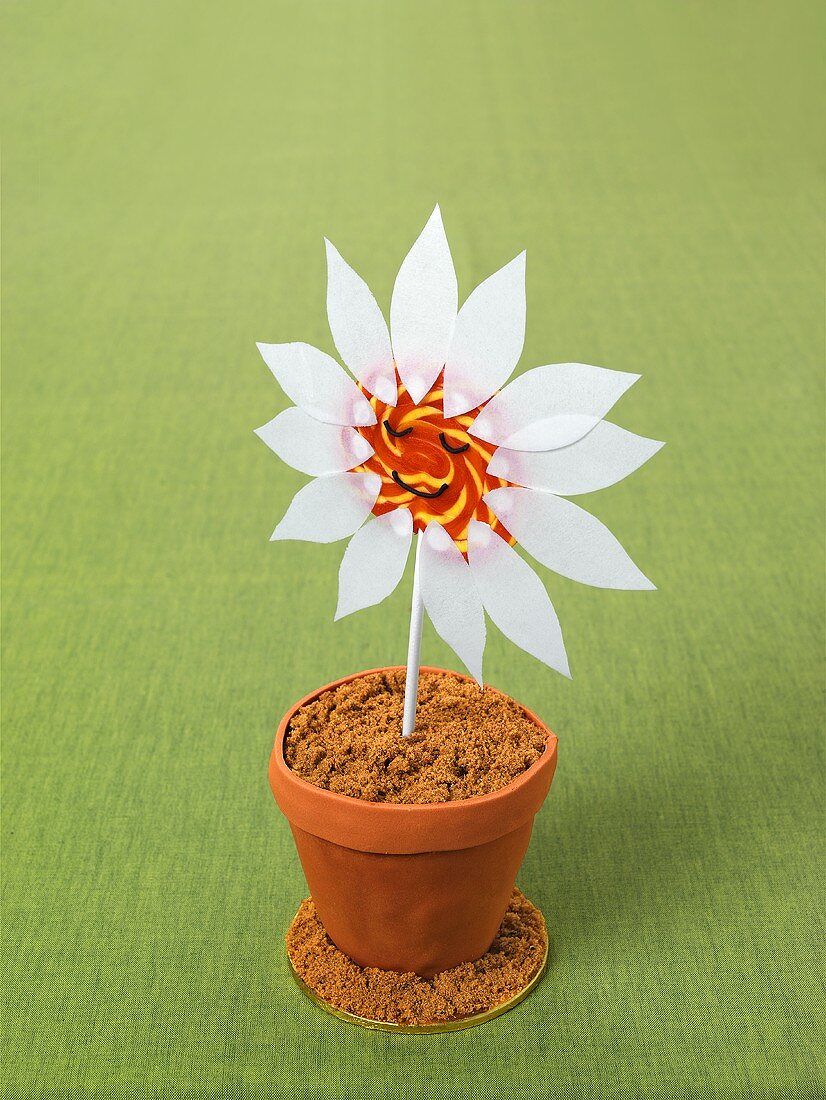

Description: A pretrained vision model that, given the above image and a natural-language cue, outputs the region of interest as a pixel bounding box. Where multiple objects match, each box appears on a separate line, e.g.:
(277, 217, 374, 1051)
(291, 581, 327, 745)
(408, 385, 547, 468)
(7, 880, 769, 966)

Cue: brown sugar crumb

(286, 888, 547, 1027)
(285, 670, 545, 804)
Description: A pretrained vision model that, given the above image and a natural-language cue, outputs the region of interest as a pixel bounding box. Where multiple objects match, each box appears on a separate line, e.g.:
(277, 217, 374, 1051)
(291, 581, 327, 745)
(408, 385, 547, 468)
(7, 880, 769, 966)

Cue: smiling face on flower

(255, 206, 663, 684)
(354, 374, 513, 554)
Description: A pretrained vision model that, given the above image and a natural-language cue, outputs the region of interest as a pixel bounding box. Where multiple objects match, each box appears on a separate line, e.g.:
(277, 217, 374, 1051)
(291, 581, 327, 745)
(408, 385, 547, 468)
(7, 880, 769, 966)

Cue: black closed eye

(439, 432, 470, 454)
(384, 420, 413, 438)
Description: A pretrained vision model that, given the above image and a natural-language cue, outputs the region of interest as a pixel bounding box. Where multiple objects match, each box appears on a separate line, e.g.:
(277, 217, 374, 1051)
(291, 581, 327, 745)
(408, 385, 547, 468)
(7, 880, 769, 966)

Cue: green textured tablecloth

(2, 1, 824, 1096)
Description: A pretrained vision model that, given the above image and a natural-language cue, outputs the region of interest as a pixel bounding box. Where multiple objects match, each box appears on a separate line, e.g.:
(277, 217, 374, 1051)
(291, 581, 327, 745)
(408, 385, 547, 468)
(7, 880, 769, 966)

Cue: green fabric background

(2, 1, 823, 1096)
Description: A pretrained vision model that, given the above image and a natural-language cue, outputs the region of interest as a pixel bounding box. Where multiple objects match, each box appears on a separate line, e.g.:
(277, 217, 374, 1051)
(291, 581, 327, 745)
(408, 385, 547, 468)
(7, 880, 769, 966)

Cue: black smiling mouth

(392, 471, 449, 499)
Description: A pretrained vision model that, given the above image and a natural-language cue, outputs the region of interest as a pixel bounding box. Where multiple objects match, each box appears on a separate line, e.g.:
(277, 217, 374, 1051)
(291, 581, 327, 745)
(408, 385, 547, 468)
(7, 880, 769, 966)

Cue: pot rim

(269, 666, 558, 854)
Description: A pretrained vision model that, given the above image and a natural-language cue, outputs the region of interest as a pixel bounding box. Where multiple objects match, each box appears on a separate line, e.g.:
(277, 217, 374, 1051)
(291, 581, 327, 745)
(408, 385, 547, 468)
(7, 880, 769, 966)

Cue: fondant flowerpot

(269, 666, 558, 978)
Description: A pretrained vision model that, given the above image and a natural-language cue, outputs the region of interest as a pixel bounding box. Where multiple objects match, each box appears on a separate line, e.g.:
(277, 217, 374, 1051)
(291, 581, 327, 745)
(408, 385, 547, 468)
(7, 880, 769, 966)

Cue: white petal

(390, 206, 458, 404)
(325, 239, 397, 406)
(488, 421, 664, 495)
(484, 487, 655, 590)
(256, 342, 376, 427)
(271, 472, 381, 543)
(255, 407, 374, 476)
(443, 251, 526, 417)
(420, 521, 485, 684)
(335, 510, 413, 620)
(494, 414, 602, 451)
(470, 364, 640, 450)
(467, 521, 570, 677)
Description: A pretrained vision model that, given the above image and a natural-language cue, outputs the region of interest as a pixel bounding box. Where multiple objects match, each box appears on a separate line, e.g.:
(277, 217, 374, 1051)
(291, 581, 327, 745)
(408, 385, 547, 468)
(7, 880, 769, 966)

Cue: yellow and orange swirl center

(354, 371, 514, 555)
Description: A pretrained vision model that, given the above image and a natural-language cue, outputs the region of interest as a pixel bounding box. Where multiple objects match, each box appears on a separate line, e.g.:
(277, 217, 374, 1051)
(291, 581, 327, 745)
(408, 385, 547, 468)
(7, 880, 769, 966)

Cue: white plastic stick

(401, 532, 424, 737)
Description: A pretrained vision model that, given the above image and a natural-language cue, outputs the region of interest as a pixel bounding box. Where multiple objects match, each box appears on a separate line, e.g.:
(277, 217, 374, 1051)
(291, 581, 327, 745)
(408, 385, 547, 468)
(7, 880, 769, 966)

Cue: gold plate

(286, 907, 549, 1034)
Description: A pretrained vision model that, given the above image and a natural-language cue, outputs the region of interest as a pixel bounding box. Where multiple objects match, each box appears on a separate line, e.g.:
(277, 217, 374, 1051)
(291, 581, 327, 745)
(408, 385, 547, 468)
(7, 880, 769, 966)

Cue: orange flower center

(354, 372, 514, 555)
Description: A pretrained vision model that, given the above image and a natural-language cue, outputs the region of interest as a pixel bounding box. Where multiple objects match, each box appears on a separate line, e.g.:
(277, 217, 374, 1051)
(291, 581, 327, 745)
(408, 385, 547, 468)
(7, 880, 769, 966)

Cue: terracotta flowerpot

(269, 666, 558, 978)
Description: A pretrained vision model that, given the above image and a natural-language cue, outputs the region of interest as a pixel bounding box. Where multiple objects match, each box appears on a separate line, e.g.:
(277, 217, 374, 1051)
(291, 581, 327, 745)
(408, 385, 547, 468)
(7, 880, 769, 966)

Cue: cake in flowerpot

(255, 208, 662, 1030)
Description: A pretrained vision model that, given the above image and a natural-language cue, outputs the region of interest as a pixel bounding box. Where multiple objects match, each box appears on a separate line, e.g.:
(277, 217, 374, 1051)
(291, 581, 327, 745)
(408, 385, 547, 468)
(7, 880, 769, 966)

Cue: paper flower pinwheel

(255, 207, 662, 730)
